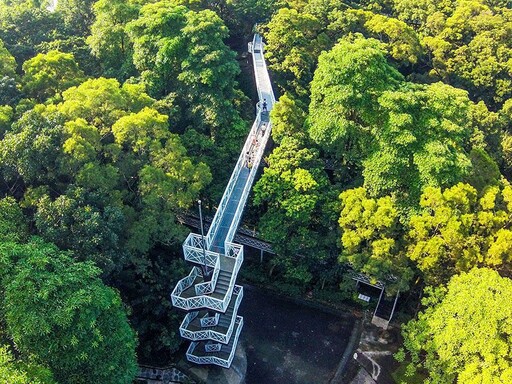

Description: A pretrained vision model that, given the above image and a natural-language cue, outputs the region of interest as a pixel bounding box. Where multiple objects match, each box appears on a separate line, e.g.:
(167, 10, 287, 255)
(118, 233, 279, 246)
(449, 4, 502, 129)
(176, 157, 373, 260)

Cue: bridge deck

(206, 33, 274, 254)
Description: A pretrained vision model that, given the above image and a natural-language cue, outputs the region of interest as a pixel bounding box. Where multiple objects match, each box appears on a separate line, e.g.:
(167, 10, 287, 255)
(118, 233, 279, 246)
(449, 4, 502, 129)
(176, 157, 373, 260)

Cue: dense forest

(0, 0, 511, 383)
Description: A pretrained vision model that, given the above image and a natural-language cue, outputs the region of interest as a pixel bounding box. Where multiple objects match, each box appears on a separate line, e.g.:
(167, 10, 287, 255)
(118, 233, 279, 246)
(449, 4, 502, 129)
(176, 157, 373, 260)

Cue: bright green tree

(264, 7, 330, 98)
(0, 37, 16, 77)
(396, 0, 512, 107)
(339, 187, 413, 293)
(22, 50, 86, 102)
(328, 9, 422, 65)
(363, 82, 473, 203)
(408, 182, 512, 285)
(398, 268, 512, 384)
(270, 92, 307, 144)
(87, 0, 140, 79)
(254, 137, 337, 285)
(0, 345, 55, 384)
(308, 36, 402, 166)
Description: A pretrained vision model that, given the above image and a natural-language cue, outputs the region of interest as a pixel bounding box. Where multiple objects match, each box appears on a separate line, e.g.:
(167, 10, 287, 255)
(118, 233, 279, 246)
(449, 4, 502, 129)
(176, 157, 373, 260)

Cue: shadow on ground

(240, 285, 357, 384)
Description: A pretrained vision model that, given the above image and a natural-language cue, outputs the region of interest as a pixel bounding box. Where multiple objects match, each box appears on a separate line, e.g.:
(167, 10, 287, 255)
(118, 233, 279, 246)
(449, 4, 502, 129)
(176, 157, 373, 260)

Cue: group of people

(244, 98, 269, 168)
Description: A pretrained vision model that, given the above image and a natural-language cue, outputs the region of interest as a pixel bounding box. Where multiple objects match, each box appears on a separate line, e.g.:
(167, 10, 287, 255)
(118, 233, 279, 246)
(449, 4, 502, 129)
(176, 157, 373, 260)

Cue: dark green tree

(0, 239, 138, 384)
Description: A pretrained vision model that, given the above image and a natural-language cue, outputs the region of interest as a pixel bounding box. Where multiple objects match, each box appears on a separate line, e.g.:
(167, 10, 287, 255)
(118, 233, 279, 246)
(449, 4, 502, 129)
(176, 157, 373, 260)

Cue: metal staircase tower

(171, 34, 275, 368)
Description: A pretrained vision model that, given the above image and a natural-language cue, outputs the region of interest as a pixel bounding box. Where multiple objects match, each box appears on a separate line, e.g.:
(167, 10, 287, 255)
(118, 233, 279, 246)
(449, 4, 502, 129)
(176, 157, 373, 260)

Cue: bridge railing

(171, 267, 226, 312)
(186, 316, 244, 368)
(206, 110, 262, 248)
(251, 34, 276, 107)
(183, 233, 220, 267)
(224, 34, 275, 246)
(179, 286, 243, 344)
(215, 242, 243, 299)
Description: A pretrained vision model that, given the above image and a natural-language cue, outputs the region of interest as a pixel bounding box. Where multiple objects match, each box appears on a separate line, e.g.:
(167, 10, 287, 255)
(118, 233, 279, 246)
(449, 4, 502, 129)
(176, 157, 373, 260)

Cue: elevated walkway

(171, 33, 275, 368)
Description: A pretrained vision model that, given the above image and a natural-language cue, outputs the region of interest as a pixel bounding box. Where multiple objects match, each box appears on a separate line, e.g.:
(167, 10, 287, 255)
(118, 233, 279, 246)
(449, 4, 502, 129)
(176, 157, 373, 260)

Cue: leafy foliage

(22, 50, 86, 102)
(339, 188, 413, 293)
(0, 345, 55, 384)
(408, 182, 512, 285)
(0, 239, 138, 384)
(399, 268, 512, 383)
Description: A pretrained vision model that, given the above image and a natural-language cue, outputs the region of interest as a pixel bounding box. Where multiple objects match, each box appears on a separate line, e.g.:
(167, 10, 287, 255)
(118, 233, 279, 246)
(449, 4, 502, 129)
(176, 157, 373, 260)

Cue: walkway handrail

(225, 118, 272, 247)
(206, 111, 262, 248)
(224, 34, 275, 246)
(183, 233, 220, 267)
(179, 286, 243, 343)
(252, 34, 276, 106)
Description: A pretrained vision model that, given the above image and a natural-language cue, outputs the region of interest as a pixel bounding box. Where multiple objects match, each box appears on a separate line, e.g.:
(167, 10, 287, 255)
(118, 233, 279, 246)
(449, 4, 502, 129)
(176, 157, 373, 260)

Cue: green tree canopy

(87, 0, 139, 79)
(0, 345, 55, 384)
(399, 268, 512, 383)
(363, 82, 473, 203)
(339, 187, 413, 293)
(0, 196, 28, 242)
(0, 77, 211, 275)
(264, 7, 330, 98)
(0, 37, 16, 77)
(308, 36, 403, 167)
(408, 182, 512, 285)
(0, 239, 138, 384)
(254, 137, 338, 285)
(22, 50, 86, 102)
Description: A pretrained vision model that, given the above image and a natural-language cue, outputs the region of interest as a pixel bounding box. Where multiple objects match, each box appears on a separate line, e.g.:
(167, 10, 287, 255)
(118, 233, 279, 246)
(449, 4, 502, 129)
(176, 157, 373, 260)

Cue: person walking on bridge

(262, 98, 267, 112)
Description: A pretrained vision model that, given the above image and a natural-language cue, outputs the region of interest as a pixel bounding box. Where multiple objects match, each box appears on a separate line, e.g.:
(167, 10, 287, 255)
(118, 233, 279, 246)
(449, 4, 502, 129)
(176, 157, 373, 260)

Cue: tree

(0, 345, 55, 384)
(0, 38, 20, 106)
(0, 104, 12, 134)
(328, 9, 422, 65)
(253, 137, 337, 285)
(308, 36, 403, 167)
(34, 194, 126, 275)
(414, 1, 512, 107)
(0, 104, 65, 190)
(56, 0, 95, 36)
(58, 77, 153, 134)
(127, 2, 244, 136)
(87, 0, 139, 79)
(339, 187, 413, 293)
(0, 196, 28, 242)
(398, 268, 512, 384)
(407, 182, 512, 285)
(363, 82, 473, 203)
(264, 7, 330, 99)
(269, 92, 307, 144)
(127, 1, 246, 202)
(0, 239, 138, 384)
(22, 50, 86, 102)
(0, 38, 16, 77)
(0, 2, 61, 65)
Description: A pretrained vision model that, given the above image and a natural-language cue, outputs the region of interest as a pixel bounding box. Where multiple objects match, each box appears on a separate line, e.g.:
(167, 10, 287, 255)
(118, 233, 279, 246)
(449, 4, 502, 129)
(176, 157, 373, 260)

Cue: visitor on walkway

(262, 99, 267, 112)
(261, 123, 266, 136)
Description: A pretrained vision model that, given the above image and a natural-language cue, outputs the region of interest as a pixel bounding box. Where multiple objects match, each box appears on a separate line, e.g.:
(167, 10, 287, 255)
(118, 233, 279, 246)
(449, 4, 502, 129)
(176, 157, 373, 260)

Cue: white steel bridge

(171, 33, 275, 369)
